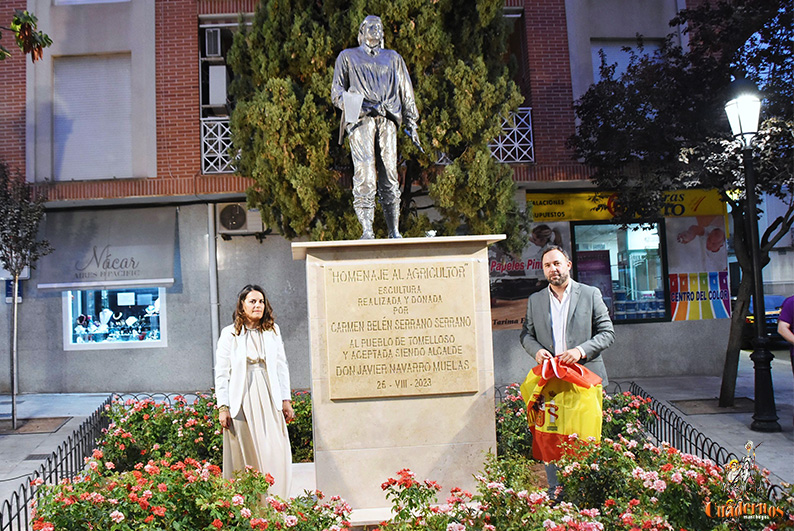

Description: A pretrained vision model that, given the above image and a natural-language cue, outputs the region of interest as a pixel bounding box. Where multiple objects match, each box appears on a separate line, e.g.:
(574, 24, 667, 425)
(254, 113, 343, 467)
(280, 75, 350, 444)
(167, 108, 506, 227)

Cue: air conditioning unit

(205, 28, 221, 57)
(216, 203, 266, 238)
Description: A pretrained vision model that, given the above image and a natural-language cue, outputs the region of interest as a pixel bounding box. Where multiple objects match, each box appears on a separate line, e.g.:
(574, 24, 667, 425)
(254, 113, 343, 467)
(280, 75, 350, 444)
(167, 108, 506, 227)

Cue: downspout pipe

(208, 204, 220, 364)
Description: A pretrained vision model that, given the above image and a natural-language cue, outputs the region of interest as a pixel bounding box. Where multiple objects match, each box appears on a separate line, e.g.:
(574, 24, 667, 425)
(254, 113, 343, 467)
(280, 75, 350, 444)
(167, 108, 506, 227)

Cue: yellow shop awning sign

(527, 190, 726, 222)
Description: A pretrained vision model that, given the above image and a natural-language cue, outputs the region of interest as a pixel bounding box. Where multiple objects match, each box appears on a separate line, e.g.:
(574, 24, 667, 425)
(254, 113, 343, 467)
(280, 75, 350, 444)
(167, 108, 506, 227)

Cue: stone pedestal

(292, 235, 502, 511)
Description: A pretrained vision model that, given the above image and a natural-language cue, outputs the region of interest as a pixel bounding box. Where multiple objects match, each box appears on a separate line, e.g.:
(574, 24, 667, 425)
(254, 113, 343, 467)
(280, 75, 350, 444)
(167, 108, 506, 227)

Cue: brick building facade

(1, 0, 734, 395)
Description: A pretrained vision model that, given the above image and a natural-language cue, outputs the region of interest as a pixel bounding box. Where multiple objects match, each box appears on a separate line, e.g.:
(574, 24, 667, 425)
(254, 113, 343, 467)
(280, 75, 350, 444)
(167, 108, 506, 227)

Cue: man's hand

(535, 349, 553, 365)
(557, 348, 583, 365)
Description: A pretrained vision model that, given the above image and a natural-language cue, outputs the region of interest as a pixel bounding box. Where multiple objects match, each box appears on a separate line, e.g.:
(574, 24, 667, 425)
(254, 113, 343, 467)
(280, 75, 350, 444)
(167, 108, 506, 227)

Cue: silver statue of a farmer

(332, 15, 421, 239)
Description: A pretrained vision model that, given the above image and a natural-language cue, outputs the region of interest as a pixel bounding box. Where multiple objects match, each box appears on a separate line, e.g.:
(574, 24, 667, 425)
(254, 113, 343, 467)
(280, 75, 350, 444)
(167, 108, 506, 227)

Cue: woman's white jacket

(214, 323, 291, 418)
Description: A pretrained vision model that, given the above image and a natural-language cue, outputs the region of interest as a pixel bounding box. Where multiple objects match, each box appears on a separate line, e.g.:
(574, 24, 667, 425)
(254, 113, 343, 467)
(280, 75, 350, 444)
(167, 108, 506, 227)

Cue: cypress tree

(228, 0, 526, 248)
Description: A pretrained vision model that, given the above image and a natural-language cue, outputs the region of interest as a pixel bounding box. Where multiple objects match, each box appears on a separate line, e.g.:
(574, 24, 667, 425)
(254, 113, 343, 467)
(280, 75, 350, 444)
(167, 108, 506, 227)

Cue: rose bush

(32, 450, 351, 531)
(100, 392, 314, 468)
(287, 390, 313, 463)
(374, 459, 604, 531)
(99, 394, 223, 472)
(495, 383, 533, 458)
(601, 391, 657, 440)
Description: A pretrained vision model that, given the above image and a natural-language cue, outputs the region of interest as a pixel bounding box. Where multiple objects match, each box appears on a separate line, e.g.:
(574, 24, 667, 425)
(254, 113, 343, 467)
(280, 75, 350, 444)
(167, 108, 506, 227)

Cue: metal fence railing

(113, 392, 207, 405)
(0, 395, 112, 531)
(627, 382, 739, 466)
(627, 382, 788, 502)
(0, 393, 210, 531)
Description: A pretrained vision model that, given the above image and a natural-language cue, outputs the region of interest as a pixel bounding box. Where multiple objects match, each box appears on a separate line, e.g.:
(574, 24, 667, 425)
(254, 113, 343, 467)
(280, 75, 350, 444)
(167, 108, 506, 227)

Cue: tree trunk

(717, 195, 784, 407)
(719, 273, 753, 407)
(719, 205, 754, 407)
(400, 158, 422, 224)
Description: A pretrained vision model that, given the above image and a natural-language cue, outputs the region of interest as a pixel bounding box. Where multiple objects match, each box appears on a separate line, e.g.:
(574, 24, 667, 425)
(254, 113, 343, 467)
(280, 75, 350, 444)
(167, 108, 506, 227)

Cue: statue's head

(358, 15, 384, 49)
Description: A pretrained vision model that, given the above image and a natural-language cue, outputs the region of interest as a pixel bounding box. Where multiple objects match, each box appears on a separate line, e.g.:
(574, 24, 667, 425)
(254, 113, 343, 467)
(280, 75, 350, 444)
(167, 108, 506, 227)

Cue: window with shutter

(52, 54, 133, 181)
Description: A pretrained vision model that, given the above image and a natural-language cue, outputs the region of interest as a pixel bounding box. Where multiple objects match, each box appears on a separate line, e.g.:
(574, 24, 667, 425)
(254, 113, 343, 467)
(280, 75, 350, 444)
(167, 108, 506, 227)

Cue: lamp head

(724, 77, 761, 148)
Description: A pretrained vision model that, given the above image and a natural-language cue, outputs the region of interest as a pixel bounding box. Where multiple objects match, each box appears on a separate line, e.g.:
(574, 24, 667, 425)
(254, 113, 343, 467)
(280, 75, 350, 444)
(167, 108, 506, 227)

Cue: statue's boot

(356, 206, 375, 239)
(384, 202, 402, 239)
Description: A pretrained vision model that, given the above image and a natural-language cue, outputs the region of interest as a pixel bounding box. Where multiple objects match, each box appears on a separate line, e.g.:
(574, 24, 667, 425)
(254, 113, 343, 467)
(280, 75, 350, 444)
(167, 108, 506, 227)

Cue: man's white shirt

(548, 282, 586, 359)
(548, 282, 572, 355)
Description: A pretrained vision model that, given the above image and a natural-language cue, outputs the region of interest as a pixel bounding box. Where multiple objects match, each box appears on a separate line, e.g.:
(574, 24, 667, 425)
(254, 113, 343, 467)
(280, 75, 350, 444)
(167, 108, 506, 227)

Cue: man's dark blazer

(519, 279, 615, 386)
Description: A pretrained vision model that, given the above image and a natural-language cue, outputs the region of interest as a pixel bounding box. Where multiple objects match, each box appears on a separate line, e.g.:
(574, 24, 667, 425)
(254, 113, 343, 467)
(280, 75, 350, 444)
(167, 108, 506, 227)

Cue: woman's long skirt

(223, 361, 292, 498)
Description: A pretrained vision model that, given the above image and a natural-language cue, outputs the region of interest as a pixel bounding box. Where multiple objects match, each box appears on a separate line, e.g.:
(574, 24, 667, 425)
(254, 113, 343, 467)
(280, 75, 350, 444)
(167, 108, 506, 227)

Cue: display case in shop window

(614, 249, 665, 320)
(574, 221, 666, 323)
(63, 287, 167, 349)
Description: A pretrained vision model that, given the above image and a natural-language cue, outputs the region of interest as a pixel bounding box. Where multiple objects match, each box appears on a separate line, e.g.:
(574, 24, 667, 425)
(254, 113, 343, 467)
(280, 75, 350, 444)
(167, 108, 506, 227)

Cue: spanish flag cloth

(519, 357, 603, 462)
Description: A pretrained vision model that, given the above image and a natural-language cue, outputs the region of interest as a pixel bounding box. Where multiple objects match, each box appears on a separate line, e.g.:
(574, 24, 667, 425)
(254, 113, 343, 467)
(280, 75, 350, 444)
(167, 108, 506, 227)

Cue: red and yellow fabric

(519, 358, 603, 462)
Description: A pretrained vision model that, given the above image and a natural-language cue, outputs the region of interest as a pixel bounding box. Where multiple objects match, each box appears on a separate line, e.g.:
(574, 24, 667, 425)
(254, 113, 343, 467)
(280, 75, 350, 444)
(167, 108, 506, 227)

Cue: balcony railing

(200, 107, 534, 174)
(489, 107, 535, 163)
(201, 118, 235, 174)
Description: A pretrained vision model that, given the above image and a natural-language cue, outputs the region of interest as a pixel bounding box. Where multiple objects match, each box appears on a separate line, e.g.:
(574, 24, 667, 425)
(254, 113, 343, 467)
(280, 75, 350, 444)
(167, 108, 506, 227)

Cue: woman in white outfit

(214, 284, 294, 498)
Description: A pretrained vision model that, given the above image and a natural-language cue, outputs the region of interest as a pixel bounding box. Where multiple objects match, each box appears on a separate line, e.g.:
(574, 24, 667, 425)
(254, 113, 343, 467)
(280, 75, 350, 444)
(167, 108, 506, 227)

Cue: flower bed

(32, 451, 351, 531)
(29, 391, 794, 530)
(369, 448, 794, 531)
(99, 392, 313, 470)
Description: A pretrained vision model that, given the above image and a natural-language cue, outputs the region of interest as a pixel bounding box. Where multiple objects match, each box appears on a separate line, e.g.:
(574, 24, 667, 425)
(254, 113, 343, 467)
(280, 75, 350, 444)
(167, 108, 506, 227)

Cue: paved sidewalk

(618, 349, 793, 485)
(1, 349, 792, 517)
(0, 393, 111, 504)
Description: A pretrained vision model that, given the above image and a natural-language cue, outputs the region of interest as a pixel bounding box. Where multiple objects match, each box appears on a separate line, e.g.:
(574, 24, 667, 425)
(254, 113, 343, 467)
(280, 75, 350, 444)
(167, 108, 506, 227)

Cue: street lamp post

(724, 78, 781, 432)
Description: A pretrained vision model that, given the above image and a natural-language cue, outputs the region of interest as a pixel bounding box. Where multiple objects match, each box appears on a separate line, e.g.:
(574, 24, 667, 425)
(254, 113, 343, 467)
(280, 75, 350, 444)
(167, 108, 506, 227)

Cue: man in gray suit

(520, 245, 614, 383)
(519, 245, 615, 497)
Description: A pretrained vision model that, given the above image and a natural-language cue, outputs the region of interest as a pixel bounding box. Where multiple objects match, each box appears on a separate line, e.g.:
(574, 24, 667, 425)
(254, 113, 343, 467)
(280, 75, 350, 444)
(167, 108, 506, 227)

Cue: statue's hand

(362, 100, 384, 117)
(406, 124, 424, 153)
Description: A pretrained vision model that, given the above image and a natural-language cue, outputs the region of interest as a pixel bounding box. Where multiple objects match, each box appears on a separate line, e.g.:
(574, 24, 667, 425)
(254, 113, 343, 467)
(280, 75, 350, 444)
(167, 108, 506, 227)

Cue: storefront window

(573, 222, 667, 322)
(63, 287, 166, 349)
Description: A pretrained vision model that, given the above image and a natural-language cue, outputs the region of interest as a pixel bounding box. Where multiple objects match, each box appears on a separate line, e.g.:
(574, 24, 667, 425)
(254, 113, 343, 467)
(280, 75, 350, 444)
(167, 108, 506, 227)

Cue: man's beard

(548, 271, 569, 287)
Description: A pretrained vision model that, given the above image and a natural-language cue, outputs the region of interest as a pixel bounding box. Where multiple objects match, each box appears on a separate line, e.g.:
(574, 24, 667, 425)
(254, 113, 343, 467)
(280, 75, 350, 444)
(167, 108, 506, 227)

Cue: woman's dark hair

(232, 284, 275, 335)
